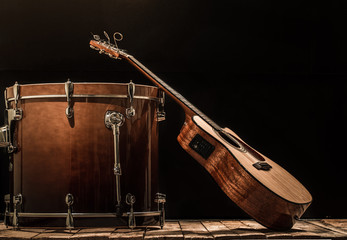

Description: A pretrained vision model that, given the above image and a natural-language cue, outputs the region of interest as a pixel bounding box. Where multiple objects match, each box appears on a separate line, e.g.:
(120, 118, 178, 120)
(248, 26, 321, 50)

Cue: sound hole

(217, 130, 241, 149)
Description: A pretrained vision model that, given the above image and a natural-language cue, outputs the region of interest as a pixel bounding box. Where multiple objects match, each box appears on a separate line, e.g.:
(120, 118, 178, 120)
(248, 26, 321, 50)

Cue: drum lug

(13, 82, 20, 109)
(154, 193, 166, 229)
(65, 193, 74, 229)
(0, 109, 22, 153)
(12, 193, 22, 230)
(1, 83, 22, 152)
(157, 90, 166, 122)
(7, 108, 23, 122)
(125, 193, 136, 229)
(126, 80, 136, 118)
(64, 79, 74, 119)
(0, 125, 9, 148)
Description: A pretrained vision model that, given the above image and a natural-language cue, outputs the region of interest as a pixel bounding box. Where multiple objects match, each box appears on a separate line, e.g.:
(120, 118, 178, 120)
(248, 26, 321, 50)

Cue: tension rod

(105, 110, 125, 213)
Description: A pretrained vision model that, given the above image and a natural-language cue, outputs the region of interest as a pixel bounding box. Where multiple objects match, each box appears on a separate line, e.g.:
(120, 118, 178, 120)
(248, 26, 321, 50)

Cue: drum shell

(6, 83, 161, 214)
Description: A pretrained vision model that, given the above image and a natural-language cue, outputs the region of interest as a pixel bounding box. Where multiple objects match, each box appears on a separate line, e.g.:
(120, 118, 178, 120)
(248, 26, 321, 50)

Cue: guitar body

(89, 37, 312, 230)
(177, 115, 312, 230)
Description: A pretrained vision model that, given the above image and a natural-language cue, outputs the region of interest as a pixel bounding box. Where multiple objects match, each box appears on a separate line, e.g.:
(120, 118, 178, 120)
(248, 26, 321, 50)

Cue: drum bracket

(65, 79, 74, 119)
(105, 111, 125, 211)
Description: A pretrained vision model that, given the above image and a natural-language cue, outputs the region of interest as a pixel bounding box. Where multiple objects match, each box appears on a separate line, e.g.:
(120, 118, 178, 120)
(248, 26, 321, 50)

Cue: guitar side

(89, 38, 312, 230)
(177, 114, 312, 230)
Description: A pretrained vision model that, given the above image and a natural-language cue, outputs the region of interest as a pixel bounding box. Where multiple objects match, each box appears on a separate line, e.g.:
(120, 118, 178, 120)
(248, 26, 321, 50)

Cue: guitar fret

(127, 55, 221, 131)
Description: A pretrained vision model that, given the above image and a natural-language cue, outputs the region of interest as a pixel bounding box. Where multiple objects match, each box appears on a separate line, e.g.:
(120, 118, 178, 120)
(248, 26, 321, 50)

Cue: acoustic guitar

(89, 33, 312, 230)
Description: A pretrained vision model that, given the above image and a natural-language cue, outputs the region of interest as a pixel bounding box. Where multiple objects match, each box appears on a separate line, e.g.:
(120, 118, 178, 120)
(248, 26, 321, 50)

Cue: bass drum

(4, 82, 165, 227)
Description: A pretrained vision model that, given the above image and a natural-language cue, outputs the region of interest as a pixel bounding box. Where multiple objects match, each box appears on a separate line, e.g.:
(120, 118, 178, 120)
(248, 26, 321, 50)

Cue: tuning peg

(99, 49, 104, 54)
(90, 45, 98, 50)
(113, 32, 123, 52)
(104, 31, 111, 45)
(91, 32, 101, 41)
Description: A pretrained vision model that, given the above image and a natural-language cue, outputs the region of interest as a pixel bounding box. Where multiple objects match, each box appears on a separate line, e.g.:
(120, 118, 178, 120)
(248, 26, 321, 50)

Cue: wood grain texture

(70, 227, 114, 240)
(201, 221, 240, 239)
(316, 219, 347, 236)
(1, 220, 346, 239)
(241, 219, 347, 239)
(33, 229, 79, 239)
(7, 83, 161, 226)
(109, 228, 144, 240)
(144, 221, 183, 240)
(221, 220, 266, 238)
(105, 47, 313, 230)
(177, 115, 312, 230)
(0, 227, 45, 239)
(179, 220, 213, 240)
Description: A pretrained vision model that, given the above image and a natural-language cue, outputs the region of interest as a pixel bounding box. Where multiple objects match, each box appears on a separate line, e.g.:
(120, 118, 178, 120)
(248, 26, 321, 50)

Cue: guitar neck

(124, 54, 221, 131)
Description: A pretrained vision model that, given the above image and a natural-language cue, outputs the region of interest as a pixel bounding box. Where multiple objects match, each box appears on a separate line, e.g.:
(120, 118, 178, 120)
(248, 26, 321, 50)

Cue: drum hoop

(6, 94, 161, 102)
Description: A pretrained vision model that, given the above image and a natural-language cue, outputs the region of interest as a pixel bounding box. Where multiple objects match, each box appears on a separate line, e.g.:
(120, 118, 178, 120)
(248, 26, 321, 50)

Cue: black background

(0, 0, 346, 220)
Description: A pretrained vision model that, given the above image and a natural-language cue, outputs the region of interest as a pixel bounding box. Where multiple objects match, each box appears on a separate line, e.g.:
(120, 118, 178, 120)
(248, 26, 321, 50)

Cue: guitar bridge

(189, 134, 215, 160)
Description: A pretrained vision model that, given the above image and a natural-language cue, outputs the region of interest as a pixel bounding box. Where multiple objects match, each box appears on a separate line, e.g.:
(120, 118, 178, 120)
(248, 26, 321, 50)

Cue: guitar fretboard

(126, 55, 221, 131)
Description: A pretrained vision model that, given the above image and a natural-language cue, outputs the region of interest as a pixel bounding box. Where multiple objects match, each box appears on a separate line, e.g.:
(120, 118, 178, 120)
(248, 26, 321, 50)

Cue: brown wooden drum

(2, 81, 166, 228)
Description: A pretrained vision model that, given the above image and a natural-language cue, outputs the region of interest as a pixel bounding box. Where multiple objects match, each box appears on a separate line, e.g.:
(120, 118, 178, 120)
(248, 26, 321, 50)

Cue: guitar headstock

(89, 31, 127, 60)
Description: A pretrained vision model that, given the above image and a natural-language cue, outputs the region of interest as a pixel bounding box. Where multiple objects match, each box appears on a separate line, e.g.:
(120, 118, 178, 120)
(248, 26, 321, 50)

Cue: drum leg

(125, 193, 136, 229)
(65, 193, 74, 229)
(155, 193, 166, 229)
(12, 194, 22, 230)
(3, 194, 10, 227)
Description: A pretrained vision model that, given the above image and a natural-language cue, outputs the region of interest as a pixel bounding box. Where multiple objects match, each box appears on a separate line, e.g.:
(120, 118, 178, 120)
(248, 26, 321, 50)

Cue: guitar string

(126, 54, 221, 131)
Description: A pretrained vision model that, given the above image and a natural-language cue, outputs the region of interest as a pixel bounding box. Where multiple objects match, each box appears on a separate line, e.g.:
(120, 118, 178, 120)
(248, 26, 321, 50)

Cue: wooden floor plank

(241, 219, 343, 239)
(322, 219, 347, 230)
(70, 227, 115, 240)
(202, 220, 240, 239)
(0, 219, 346, 239)
(289, 220, 337, 239)
(144, 221, 184, 240)
(33, 228, 80, 239)
(0, 224, 8, 232)
(306, 220, 347, 239)
(0, 227, 45, 239)
(179, 220, 213, 240)
(109, 227, 145, 240)
(240, 220, 294, 239)
(221, 220, 267, 239)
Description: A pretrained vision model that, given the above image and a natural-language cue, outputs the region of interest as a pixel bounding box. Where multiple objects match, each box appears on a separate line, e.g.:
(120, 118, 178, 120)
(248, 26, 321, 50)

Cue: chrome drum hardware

(65, 79, 74, 119)
(0, 82, 23, 153)
(65, 193, 74, 229)
(4, 194, 10, 227)
(12, 194, 22, 230)
(0, 126, 9, 148)
(126, 80, 136, 118)
(3, 194, 167, 229)
(2, 82, 166, 229)
(126, 193, 136, 229)
(155, 193, 167, 228)
(105, 110, 125, 213)
(157, 90, 166, 122)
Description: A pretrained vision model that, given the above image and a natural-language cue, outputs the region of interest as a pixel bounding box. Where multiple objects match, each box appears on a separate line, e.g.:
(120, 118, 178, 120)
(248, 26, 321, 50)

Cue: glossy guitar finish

(177, 115, 311, 230)
(90, 36, 312, 230)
